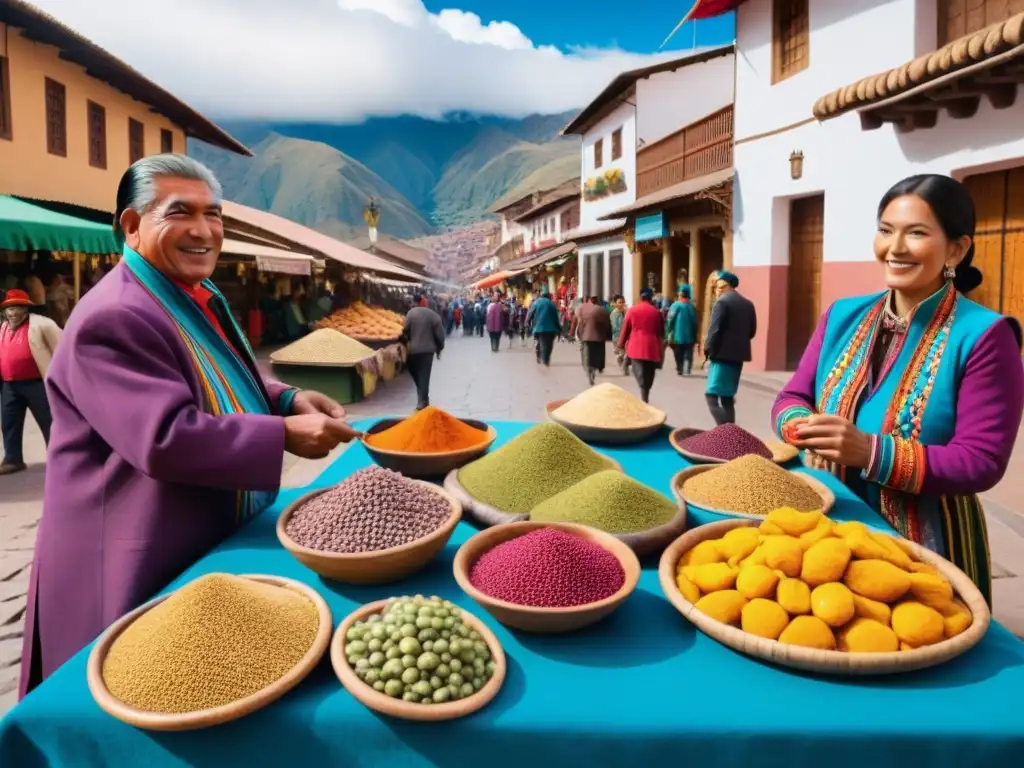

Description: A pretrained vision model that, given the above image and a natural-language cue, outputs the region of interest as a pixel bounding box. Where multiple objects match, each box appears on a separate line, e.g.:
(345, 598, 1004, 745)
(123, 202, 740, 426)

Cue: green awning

(0, 195, 118, 255)
(545, 253, 574, 268)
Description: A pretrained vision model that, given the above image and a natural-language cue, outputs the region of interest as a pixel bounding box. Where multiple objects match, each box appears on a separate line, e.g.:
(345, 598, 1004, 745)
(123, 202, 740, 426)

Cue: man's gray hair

(123, 153, 222, 216)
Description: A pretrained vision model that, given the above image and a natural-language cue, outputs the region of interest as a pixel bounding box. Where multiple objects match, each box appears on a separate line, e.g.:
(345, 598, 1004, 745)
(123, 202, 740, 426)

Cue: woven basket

(658, 519, 991, 675)
(669, 427, 799, 465)
(671, 464, 836, 520)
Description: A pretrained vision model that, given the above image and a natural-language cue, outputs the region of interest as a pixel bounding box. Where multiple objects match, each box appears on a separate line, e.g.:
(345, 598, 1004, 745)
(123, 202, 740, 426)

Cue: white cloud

(24, 0, 681, 122)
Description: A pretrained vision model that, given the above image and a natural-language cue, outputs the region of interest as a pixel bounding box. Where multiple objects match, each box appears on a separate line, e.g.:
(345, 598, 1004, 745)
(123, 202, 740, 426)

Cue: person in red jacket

(617, 288, 665, 403)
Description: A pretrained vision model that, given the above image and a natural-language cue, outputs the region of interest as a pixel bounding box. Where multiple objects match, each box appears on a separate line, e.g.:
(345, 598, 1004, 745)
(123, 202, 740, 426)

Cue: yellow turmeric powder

(365, 406, 489, 453)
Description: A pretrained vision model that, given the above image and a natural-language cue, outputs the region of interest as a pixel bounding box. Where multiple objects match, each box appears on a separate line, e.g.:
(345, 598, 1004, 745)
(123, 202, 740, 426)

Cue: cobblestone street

(3, 333, 1024, 715)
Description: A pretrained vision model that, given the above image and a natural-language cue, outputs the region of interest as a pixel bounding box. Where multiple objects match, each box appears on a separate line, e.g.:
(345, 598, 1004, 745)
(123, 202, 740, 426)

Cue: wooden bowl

(658, 520, 991, 675)
(669, 427, 799, 465)
(443, 452, 623, 528)
(87, 574, 332, 731)
(671, 464, 835, 520)
(277, 481, 462, 584)
(545, 399, 667, 445)
(361, 418, 497, 478)
(452, 521, 641, 633)
(331, 599, 506, 721)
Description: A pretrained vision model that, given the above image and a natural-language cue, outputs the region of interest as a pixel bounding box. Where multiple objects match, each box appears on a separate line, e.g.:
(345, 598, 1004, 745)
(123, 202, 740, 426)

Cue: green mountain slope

(191, 111, 581, 239)
(191, 134, 432, 240)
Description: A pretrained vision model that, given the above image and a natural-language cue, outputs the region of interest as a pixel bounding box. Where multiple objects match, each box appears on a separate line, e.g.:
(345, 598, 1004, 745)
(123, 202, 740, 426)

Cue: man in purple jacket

(19, 154, 360, 698)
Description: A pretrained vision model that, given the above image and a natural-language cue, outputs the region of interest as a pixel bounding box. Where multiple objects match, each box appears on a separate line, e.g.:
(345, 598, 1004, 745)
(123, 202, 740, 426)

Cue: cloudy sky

(28, 0, 733, 122)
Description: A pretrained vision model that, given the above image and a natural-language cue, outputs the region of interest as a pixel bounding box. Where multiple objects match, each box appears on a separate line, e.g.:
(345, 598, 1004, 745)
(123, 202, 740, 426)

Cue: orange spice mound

(365, 406, 489, 453)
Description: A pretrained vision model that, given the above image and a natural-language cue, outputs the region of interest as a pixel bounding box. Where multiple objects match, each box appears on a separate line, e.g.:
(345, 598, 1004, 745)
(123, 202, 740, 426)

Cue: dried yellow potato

(741, 599, 790, 640)
(761, 535, 803, 578)
(837, 618, 899, 653)
(778, 615, 836, 650)
(844, 529, 892, 561)
(736, 564, 780, 600)
(891, 601, 945, 647)
(695, 590, 747, 625)
(765, 507, 822, 536)
(759, 521, 786, 536)
(680, 540, 725, 567)
(684, 562, 739, 593)
(776, 578, 812, 615)
(799, 519, 836, 549)
(852, 593, 892, 626)
(676, 573, 701, 604)
(907, 572, 954, 610)
(869, 532, 914, 570)
(721, 527, 761, 566)
(908, 561, 942, 577)
(833, 521, 869, 538)
(811, 582, 855, 628)
(801, 538, 851, 586)
(844, 559, 912, 603)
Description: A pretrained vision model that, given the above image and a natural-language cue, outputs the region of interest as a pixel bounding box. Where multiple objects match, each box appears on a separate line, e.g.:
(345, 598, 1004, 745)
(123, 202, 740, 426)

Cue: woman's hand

(793, 414, 873, 469)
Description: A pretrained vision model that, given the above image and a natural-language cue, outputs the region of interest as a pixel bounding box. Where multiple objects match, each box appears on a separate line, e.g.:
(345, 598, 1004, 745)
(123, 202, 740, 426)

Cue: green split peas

(344, 595, 497, 705)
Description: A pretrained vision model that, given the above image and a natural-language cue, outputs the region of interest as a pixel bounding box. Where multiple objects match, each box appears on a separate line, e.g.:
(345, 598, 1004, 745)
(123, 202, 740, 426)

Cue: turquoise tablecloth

(2, 420, 1023, 768)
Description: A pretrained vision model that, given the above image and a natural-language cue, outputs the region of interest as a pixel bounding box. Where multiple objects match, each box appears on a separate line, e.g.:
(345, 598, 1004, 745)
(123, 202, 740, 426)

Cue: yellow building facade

(0, 4, 246, 212)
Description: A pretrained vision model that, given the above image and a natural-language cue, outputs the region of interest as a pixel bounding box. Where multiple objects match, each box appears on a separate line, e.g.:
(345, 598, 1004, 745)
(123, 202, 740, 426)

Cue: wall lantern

(789, 150, 804, 180)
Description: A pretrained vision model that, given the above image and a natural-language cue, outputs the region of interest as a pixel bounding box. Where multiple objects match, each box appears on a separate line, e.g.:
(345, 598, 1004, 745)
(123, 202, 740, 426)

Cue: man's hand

(793, 414, 872, 469)
(284, 414, 362, 460)
(291, 389, 347, 418)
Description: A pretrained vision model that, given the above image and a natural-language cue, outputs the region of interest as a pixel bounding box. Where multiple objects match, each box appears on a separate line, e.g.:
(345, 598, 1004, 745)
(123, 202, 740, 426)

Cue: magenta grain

(468, 528, 625, 608)
(677, 423, 773, 461)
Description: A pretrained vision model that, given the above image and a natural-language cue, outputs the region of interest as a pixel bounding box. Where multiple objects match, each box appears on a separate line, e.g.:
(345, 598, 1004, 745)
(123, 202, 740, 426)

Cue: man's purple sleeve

(69, 306, 286, 490)
(865, 318, 1024, 496)
(771, 305, 832, 439)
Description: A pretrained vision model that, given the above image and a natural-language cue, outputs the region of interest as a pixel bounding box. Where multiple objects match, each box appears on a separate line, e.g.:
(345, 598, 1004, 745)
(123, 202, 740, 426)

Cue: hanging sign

(635, 212, 667, 242)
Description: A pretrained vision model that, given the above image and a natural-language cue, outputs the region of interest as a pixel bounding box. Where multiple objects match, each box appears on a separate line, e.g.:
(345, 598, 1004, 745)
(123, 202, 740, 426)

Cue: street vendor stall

(2, 420, 1022, 767)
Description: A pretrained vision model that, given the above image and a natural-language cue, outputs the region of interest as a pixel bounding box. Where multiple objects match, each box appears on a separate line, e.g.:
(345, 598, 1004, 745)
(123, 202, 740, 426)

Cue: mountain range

(189, 112, 582, 241)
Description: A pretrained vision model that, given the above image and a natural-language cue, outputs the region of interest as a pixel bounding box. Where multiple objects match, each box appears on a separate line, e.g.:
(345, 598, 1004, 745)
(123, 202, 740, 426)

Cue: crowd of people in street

(426, 269, 758, 422)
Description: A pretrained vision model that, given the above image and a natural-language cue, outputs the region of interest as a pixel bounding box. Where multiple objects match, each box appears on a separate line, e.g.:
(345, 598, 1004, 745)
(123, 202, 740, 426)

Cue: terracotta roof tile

(814, 12, 1024, 120)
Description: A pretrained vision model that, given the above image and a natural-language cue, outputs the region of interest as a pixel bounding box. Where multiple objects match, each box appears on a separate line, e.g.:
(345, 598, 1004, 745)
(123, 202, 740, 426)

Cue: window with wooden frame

(772, 0, 810, 84)
(594, 137, 604, 169)
(87, 101, 106, 169)
(161, 128, 174, 154)
(938, 1, 1024, 45)
(45, 77, 67, 156)
(0, 56, 12, 141)
(128, 118, 145, 163)
(611, 127, 623, 161)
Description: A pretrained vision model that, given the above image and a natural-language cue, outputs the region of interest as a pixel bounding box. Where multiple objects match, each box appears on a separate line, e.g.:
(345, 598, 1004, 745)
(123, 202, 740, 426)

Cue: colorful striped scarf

(122, 245, 277, 522)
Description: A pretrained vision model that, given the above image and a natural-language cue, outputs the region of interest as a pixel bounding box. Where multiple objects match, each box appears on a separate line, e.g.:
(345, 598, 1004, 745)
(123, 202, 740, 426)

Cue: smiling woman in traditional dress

(773, 174, 1024, 604)
(19, 155, 361, 698)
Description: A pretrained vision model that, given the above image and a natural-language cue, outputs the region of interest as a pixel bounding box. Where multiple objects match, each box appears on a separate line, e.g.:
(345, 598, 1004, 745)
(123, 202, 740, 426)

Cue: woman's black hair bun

(954, 264, 983, 294)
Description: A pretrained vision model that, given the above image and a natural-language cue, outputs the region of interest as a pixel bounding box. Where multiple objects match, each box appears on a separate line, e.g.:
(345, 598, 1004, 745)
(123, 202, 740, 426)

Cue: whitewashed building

(562, 44, 736, 317)
(687, 0, 1024, 369)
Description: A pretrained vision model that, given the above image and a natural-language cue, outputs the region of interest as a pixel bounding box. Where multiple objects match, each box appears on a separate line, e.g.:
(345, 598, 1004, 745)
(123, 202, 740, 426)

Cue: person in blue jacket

(526, 290, 561, 366)
(666, 285, 698, 375)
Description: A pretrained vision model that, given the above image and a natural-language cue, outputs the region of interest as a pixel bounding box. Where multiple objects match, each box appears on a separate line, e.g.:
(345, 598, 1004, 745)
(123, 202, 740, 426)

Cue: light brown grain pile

(102, 574, 319, 713)
(269, 328, 374, 366)
(682, 455, 823, 516)
(552, 383, 664, 428)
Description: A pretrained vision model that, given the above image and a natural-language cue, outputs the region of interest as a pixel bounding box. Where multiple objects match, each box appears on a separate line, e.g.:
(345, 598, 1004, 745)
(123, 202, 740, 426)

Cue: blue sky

(421, 1, 736, 52)
(29, 0, 736, 121)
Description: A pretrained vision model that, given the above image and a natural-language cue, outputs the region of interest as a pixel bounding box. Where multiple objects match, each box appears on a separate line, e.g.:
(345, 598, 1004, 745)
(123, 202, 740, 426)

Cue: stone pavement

(2, 332, 1024, 715)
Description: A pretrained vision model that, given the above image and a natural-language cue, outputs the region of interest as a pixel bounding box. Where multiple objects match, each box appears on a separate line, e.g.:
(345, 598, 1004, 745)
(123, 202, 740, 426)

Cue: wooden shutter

(129, 118, 145, 163)
(87, 101, 106, 169)
(161, 128, 174, 154)
(939, 1, 1024, 45)
(786, 194, 825, 370)
(772, 0, 810, 84)
(0, 56, 11, 141)
(608, 249, 624, 297)
(587, 253, 605, 299)
(611, 128, 622, 161)
(594, 138, 603, 169)
(45, 77, 66, 157)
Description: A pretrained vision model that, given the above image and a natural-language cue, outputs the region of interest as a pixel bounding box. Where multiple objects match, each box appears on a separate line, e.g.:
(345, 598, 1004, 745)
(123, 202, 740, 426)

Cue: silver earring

(943, 264, 956, 280)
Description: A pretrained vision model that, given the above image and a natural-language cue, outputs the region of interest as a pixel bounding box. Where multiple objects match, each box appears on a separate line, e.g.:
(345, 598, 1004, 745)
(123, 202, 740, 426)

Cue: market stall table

(2, 421, 1023, 768)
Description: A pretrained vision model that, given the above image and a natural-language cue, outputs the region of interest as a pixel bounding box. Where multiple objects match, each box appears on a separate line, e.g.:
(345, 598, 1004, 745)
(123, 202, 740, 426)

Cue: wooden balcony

(636, 105, 733, 199)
